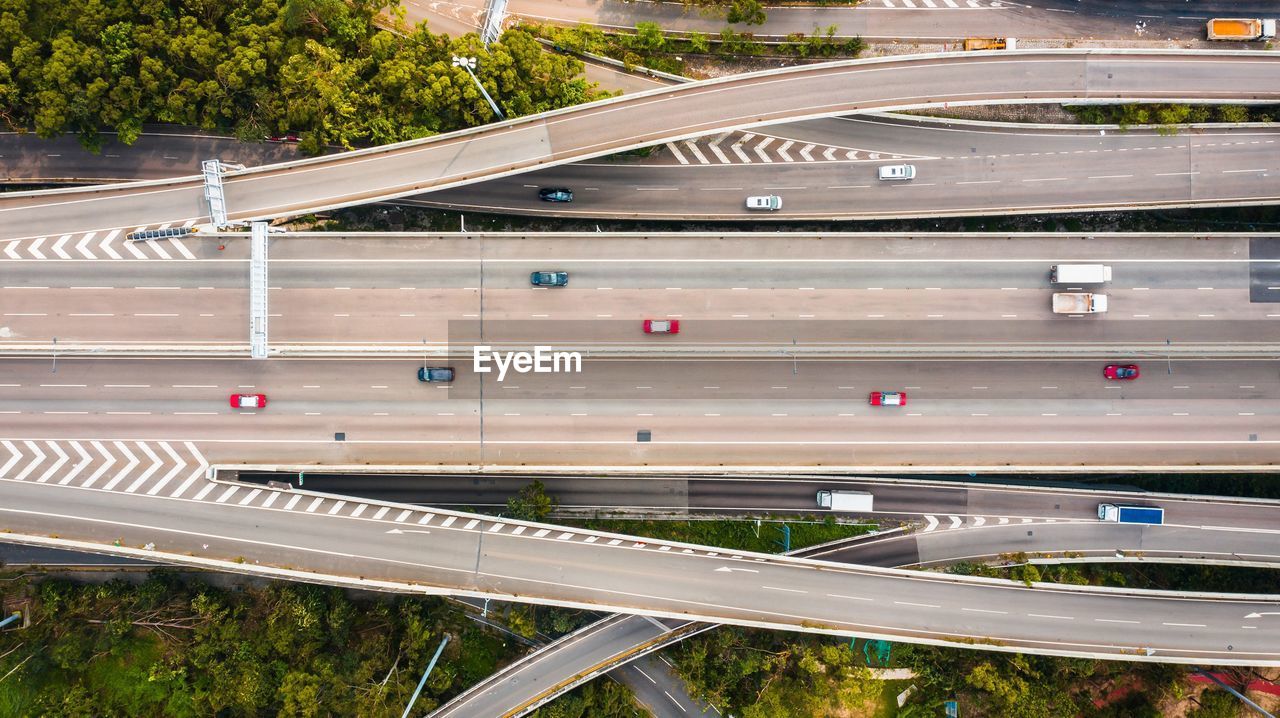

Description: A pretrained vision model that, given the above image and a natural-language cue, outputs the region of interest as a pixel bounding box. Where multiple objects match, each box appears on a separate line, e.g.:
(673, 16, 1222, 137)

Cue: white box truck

(1052, 292, 1108, 314)
(1051, 264, 1112, 284)
(816, 490, 874, 512)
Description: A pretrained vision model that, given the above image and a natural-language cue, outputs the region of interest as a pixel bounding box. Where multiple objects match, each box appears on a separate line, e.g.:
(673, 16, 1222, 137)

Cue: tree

(507, 480, 557, 521)
(631, 21, 665, 52)
(727, 0, 766, 26)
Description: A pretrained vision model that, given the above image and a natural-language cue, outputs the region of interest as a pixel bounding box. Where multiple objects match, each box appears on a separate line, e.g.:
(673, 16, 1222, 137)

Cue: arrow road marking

(97, 232, 122, 260)
(800, 143, 815, 161)
(948, 515, 962, 529)
(76, 233, 96, 259)
(1244, 612, 1280, 619)
(923, 515, 939, 532)
(385, 528, 432, 535)
(35, 441, 69, 483)
(972, 516, 986, 527)
(714, 567, 760, 573)
(61, 441, 92, 485)
(52, 235, 71, 259)
(0, 441, 22, 477)
(125, 441, 163, 492)
(3, 241, 19, 260)
(168, 441, 207, 498)
(147, 441, 186, 495)
(101, 441, 139, 491)
(14, 440, 46, 482)
(81, 440, 116, 488)
(28, 237, 45, 259)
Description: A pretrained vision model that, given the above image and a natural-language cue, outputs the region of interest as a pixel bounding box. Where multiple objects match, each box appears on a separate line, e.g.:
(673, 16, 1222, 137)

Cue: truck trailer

(1050, 264, 1112, 284)
(1098, 503, 1165, 525)
(1206, 18, 1276, 41)
(1052, 292, 1108, 314)
(816, 490, 874, 512)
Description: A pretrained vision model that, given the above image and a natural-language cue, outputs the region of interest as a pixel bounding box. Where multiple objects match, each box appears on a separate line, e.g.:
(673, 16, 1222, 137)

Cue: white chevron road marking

(75, 234, 97, 259)
(14, 441, 47, 482)
(0, 440, 22, 477)
(125, 441, 163, 492)
(52, 235, 72, 259)
(101, 441, 139, 491)
(81, 440, 117, 488)
(35, 441, 69, 483)
(147, 441, 187, 496)
(61, 441, 93, 485)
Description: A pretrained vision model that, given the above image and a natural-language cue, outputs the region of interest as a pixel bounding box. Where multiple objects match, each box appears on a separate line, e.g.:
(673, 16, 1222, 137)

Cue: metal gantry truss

(249, 222, 269, 359)
(480, 0, 507, 46)
(201, 159, 229, 228)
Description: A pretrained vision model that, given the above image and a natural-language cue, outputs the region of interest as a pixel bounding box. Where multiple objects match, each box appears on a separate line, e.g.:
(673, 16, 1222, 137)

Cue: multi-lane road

(417, 118, 1280, 220)
(3, 51, 1279, 239)
(2, 232, 1277, 469)
(1, 472, 1277, 665)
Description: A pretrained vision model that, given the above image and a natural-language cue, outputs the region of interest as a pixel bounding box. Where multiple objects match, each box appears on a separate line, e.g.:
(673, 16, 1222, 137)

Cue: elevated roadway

(3, 232, 1278, 358)
(3, 50, 1280, 239)
(415, 120, 1280, 220)
(1, 474, 1278, 665)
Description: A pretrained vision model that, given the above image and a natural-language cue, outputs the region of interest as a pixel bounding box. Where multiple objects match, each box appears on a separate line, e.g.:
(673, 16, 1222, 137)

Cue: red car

(230, 393, 268, 409)
(265, 134, 300, 143)
(643, 319, 680, 334)
(869, 391, 906, 406)
(1104, 364, 1140, 381)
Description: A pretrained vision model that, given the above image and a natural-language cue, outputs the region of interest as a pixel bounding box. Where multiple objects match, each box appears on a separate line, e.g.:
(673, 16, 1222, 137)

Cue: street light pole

(452, 55, 504, 120)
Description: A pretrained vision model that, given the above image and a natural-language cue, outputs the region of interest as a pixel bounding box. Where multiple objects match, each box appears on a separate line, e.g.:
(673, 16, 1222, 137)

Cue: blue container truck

(1097, 503, 1164, 525)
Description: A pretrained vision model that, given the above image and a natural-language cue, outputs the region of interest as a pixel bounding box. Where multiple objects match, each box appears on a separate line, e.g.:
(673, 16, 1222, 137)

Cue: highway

(3, 232, 1277, 353)
(2, 232, 1277, 469)
(414, 118, 1280, 220)
(10, 115, 1280, 222)
(0, 473, 1277, 665)
(3, 50, 1280, 240)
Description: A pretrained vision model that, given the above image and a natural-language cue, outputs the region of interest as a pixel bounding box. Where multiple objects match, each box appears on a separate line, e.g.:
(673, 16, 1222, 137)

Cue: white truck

(1052, 292, 1108, 314)
(816, 490, 874, 512)
(1050, 264, 1111, 284)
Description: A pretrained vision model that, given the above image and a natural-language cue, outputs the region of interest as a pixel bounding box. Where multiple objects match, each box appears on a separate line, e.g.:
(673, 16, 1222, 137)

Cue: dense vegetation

(667, 625, 1202, 717)
(538, 22, 865, 78)
(0, 0, 609, 154)
(0, 574, 524, 716)
(1066, 103, 1277, 130)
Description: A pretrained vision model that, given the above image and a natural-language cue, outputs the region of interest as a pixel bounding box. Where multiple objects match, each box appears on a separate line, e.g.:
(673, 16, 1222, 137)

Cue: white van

(877, 164, 916, 181)
(1050, 264, 1112, 284)
(745, 195, 782, 211)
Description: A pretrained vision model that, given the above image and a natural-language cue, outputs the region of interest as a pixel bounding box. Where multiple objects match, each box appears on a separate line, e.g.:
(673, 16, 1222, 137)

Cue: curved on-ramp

(3, 49, 1280, 240)
(429, 517, 1280, 718)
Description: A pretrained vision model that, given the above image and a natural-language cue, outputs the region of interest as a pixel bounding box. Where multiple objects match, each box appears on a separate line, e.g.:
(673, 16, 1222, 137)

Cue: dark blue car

(530, 271, 569, 287)
(538, 188, 573, 202)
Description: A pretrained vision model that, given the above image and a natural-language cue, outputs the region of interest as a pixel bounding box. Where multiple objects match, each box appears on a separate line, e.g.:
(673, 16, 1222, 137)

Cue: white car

(745, 195, 782, 211)
(877, 164, 916, 181)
